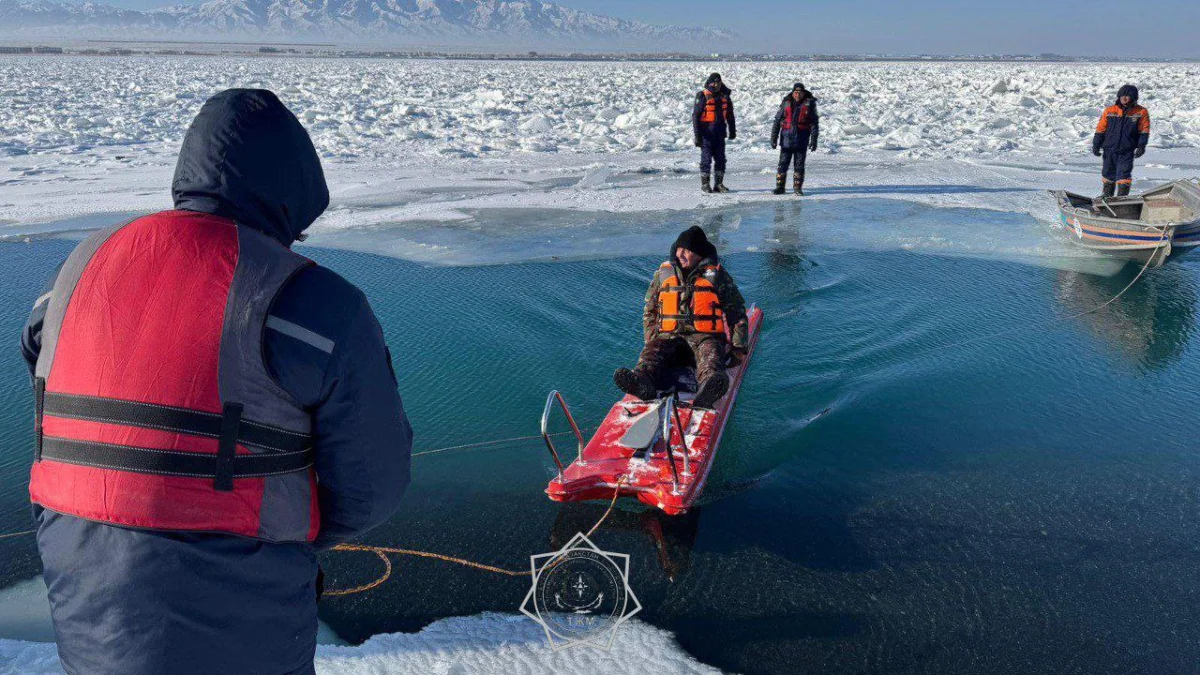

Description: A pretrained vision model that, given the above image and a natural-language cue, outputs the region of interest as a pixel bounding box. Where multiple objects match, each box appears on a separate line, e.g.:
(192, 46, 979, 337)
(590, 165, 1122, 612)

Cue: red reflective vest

(781, 99, 813, 132)
(30, 211, 320, 542)
(699, 90, 732, 125)
(657, 262, 726, 335)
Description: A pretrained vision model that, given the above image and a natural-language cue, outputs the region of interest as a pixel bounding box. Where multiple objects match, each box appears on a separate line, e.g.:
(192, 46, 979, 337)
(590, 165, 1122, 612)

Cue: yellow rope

(0, 529, 35, 541)
(322, 478, 627, 596)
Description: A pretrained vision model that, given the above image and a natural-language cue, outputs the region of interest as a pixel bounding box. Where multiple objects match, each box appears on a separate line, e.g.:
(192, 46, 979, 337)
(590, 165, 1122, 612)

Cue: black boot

(793, 172, 804, 196)
(614, 368, 657, 401)
(692, 372, 729, 409)
(1100, 181, 1115, 199)
(713, 172, 730, 193)
(772, 173, 786, 195)
(701, 173, 712, 193)
(1116, 183, 1131, 197)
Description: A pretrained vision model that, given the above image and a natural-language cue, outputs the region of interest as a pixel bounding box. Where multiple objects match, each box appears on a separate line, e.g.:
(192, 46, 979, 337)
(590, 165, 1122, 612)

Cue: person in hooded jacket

(770, 82, 819, 195)
(692, 73, 737, 194)
(613, 226, 748, 409)
(20, 89, 413, 675)
(1092, 84, 1151, 198)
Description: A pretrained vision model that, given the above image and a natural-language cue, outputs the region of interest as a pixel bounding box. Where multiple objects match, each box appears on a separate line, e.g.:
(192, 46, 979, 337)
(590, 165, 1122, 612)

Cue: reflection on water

(1055, 264, 1199, 371)
(550, 505, 702, 582)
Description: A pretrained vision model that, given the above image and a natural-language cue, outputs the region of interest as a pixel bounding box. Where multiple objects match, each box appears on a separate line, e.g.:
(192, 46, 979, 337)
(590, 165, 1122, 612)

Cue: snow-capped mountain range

(0, 0, 735, 46)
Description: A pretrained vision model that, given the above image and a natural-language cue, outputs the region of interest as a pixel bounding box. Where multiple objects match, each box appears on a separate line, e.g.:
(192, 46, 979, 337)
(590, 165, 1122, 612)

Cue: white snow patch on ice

(0, 609, 721, 675)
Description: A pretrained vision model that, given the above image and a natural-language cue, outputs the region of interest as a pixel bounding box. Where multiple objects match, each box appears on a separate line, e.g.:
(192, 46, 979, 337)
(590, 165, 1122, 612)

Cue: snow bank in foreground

(0, 576, 720, 674)
(0, 613, 722, 675)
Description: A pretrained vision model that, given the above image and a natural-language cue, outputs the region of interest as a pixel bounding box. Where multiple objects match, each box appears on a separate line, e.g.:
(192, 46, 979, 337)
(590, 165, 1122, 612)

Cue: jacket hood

(704, 72, 730, 95)
(1116, 84, 1139, 106)
(172, 89, 329, 246)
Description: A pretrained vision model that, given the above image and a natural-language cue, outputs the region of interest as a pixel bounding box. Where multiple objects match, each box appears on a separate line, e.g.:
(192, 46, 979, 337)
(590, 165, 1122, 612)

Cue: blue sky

(566, 0, 1199, 57)
(100, 0, 1198, 57)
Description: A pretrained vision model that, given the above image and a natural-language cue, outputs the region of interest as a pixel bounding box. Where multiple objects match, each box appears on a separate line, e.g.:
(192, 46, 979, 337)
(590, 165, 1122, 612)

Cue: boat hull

(1052, 180, 1200, 268)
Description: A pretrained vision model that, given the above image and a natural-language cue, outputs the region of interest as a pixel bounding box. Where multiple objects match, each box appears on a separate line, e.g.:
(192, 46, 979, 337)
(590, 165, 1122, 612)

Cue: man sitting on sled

(614, 226, 749, 409)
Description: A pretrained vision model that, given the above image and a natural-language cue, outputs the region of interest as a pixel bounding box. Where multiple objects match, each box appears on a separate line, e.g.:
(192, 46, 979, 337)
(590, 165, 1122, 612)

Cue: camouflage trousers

(633, 334, 725, 390)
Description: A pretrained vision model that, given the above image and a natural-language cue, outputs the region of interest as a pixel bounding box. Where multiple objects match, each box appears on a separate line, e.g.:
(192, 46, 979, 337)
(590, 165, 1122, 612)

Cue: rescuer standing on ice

(1093, 84, 1151, 198)
(771, 82, 819, 195)
(693, 72, 737, 194)
(21, 88, 413, 675)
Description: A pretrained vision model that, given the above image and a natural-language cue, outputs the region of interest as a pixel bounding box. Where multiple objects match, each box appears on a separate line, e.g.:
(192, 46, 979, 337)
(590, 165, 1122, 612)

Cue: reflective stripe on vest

(29, 211, 321, 543)
(657, 262, 726, 335)
(700, 90, 730, 125)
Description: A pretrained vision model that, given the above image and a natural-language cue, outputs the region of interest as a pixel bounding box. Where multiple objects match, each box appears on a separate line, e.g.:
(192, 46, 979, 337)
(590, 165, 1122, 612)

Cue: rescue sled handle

(661, 395, 683, 495)
(541, 390, 585, 480)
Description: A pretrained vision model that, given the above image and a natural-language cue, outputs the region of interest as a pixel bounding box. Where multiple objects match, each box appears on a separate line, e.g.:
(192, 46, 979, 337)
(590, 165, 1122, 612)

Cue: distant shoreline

(0, 42, 1195, 63)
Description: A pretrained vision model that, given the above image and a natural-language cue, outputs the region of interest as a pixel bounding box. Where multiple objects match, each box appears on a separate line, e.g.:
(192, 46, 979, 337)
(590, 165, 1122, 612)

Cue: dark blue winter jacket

(1092, 84, 1150, 155)
(21, 89, 413, 675)
(771, 92, 819, 150)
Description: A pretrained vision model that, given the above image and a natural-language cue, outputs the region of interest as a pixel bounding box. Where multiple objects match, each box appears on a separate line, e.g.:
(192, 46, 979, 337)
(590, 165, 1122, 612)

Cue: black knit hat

(706, 72, 722, 86)
(673, 225, 717, 259)
(792, 82, 805, 92)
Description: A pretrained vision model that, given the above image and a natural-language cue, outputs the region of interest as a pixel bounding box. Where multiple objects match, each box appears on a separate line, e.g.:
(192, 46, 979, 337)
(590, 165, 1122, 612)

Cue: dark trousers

(633, 334, 725, 389)
(1102, 150, 1135, 184)
(777, 146, 809, 181)
(700, 131, 727, 174)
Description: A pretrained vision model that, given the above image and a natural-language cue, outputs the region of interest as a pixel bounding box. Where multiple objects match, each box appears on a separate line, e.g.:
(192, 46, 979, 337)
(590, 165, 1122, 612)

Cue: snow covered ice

(3, 57, 1200, 262)
(0, 577, 720, 674)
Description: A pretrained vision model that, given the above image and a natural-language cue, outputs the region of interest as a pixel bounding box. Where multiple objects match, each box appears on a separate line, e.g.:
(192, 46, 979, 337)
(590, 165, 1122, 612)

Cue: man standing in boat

(614, 226, 748, 409)
(1093, 84, 1151, 198)
(771, 82, 820, 195)
(693, 73, 737, 194)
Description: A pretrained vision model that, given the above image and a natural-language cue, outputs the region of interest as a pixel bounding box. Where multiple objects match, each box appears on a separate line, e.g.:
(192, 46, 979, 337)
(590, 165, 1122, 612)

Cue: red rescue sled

(543, 306, 763, 515)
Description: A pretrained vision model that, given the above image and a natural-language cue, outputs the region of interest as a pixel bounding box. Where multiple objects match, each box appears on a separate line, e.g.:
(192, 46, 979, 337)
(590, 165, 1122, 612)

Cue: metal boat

(1050, 179, 1200, 268)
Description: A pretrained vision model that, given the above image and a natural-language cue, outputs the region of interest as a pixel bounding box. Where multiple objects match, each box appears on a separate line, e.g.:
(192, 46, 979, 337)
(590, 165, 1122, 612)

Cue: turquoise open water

(3, 199, 1200, 674)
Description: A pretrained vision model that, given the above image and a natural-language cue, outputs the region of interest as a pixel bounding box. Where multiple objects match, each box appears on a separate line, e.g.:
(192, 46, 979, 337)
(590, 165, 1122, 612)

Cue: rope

(934, 226, 1168, 353)
(412, 429, 583, 458)
(0, 479, 627, 598)
(322, 478, 627, 596)
(0, 529, 35, 541)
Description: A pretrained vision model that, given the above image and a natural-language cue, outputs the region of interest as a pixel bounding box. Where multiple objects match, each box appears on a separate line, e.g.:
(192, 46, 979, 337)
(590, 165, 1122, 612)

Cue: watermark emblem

(520, 532, 641, 650)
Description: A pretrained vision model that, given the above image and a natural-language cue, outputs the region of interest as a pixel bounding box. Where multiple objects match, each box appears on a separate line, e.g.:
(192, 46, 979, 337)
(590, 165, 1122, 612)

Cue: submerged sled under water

(1051, 179, 1200, 268)
(542, 307, 763, 515)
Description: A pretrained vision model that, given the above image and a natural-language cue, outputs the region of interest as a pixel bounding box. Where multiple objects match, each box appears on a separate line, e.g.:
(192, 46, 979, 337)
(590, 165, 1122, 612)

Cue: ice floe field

(3, 56, 1200, 259)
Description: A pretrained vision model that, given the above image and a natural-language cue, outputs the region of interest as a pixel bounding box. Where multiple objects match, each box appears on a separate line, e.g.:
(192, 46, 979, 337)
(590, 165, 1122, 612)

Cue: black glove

(694, 137, 702, 148)
(771, 141, 777, 150)
(809, 139, 818, 152)
(728, 130, 736, 141)
(1092, 147, 1102, 157)
(1134, 147, 1145, 158)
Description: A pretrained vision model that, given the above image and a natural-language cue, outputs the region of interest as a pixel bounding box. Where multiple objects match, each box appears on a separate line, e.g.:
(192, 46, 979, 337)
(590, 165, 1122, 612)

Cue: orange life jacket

(657, 262, 725, 335)
(699, 90, 731, 125)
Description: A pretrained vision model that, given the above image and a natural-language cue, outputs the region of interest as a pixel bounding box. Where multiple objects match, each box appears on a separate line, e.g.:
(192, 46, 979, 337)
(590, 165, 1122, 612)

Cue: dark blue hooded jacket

(20, 89, 413, 675)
